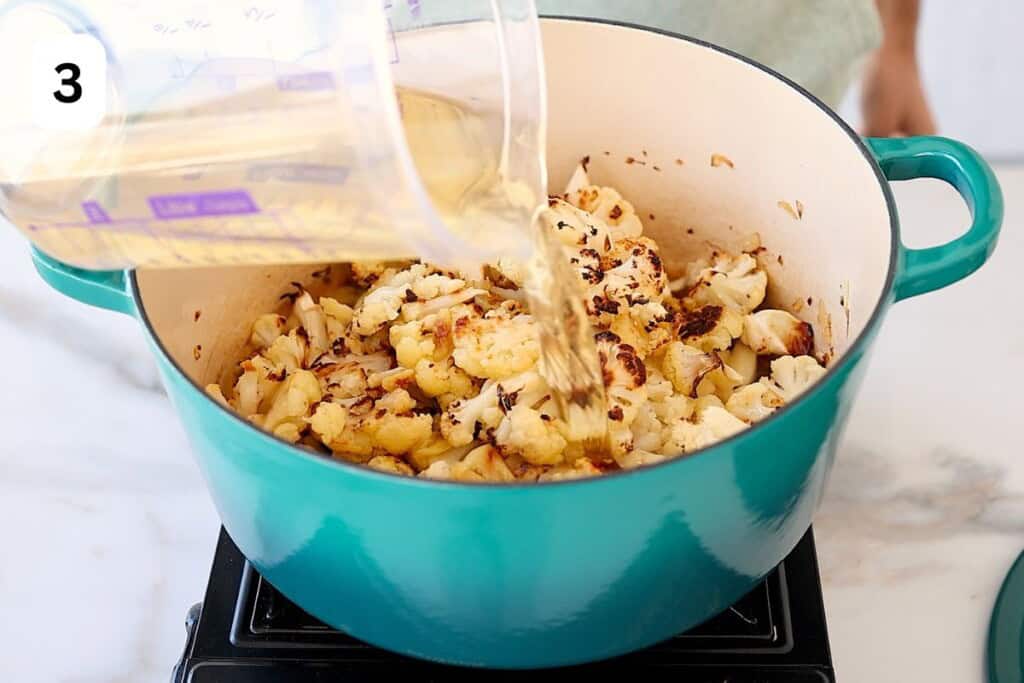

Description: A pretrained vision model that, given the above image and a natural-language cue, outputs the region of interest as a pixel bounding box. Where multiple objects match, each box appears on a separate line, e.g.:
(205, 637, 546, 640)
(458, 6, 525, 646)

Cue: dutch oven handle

(31, 246, 135, 316)
(867, 136, 1004, 302)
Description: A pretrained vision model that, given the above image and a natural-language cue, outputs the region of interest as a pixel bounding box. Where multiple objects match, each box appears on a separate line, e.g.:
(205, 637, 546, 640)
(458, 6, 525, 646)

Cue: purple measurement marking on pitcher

(81, 201, 111, 224)
(408, 0, 421, 18)
(149, 190, 259, 220)
(277, 71, 335, 92)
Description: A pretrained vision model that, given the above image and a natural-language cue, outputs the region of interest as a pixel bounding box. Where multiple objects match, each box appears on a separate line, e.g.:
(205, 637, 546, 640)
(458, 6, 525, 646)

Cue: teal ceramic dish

(27, 18, 1003, 669)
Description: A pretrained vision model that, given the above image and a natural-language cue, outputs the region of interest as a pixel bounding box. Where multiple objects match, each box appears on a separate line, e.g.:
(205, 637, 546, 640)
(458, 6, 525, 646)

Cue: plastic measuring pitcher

(0, 0, 548, 273)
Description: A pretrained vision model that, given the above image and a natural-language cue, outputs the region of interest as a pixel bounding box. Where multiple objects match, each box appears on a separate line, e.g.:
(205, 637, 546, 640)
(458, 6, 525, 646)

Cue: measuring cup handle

(31, 247, 135, 315)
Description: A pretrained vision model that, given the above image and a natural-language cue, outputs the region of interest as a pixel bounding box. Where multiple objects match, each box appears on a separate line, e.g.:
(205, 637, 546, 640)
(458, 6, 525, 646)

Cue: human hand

(860, 48, 936, 137)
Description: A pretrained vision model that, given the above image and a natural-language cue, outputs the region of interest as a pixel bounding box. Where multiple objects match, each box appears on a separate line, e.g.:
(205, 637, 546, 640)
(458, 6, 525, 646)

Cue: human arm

(861, 0, 936, 136)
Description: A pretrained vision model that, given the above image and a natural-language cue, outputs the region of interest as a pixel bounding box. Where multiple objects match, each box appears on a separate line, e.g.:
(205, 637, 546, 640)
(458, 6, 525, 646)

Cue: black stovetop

(172, 527, 834, 682)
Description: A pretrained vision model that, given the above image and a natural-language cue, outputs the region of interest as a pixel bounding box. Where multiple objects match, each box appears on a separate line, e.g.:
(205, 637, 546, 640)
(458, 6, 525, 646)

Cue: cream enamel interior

(135, 19, 893, 393)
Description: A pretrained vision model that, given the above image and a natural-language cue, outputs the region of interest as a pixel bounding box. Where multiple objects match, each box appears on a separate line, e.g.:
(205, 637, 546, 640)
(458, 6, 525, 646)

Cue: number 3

(54, 62, 82, 103)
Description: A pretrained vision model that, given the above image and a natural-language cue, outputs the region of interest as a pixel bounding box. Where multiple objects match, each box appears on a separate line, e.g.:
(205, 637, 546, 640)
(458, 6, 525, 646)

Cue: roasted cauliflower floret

(666, 405, 747, 454)
(565, 177, 644, 238)
(742, 309, 815, 356)
(661, 342, 722, 398)
(452, 305, 540, 380)
(682, 253, 768, 314)
(676, 305, 744, 352)
(363, 389, 433, 455)
(406, 438, 474, 472)
(250, 314, 287, 349)
(351, 264, 429, 335)
(367, 366, 416, 393)
(366, 455, 415, 477)
(414, 358, 476, 400)
(538, 457, 605, 482)
(614, 449, 668, 470)
(205, 383, 230, 408)
(763, 355, 827, 401)
(390, 317, 439, 368)
(307, 401, 375, 461)
(448, 444, 516, 482)
(294, 291, 329, 361)
(719, 342, 757, 386)
(494, 403, 568, 466)
(231, 355, 283, 416)
(596, 332, 648, 456)
(350, 260, 408, 287)
(628, 367, 693, 458)
(543, 197, 614, 254)
(264, 328, 308, 373)
(726, 382, 785, 424)
(261, 369, 322, 443)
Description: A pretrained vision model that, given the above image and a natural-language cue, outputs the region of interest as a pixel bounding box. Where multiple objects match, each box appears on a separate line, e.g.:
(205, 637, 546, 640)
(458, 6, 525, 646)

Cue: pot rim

(131, 15, 900, 491)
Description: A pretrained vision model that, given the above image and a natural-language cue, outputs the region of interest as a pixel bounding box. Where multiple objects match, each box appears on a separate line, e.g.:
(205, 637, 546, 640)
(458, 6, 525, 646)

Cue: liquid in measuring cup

(0, 78, 527, 269)
(1, 75, 611, 452)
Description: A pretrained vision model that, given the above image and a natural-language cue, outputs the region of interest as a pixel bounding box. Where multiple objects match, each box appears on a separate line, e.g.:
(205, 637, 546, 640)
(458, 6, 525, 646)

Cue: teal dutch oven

(27, 18, 1003, 669)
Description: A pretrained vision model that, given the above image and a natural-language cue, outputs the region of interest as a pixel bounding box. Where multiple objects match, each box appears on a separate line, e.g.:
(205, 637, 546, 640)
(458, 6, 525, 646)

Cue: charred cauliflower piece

(596, 332, 648, 456)
(565, 179, 644, 238)
(260, 369, 322, 443)
(440, 371, 545, 447)
(451, 304, 540, 380)
(250, 314, 287, 349)
(447, 444, 516, 483)
(666, 404, 747, 455)
(676, 305, 743, 353)
(494, 403, 568, 466)
(742, 309, 815, 356)
(307, 401, 373, 460)
(726, 383, 785, 424)
(363, 389, 433, 456)
(682, 252, 768, 314)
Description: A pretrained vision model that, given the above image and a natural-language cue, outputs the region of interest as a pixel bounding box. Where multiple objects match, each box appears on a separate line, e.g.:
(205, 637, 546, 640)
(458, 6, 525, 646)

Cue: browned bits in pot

(687, 228, 695, 235)
(193, 344, 202, 361)
(795, 200, 805, 218)
(777, 254, 785, 265)
(626, 156, 636, 164)
(710, 153, 734, 168)
(653, 165, 661, 172)
(807, 297, 813, 306)
(675, 158, 684, 165)
(603, 150, 610, 155)
(777, 201, 800, 220)
(648, 213, 656, 220)
(581, 155, 590, 171)
(193, 310, 201, 322)
(642, 150, 648, 157)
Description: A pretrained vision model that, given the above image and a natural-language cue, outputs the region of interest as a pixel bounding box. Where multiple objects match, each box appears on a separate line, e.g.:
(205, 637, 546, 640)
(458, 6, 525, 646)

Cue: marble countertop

(1, 166, 1021, 683)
